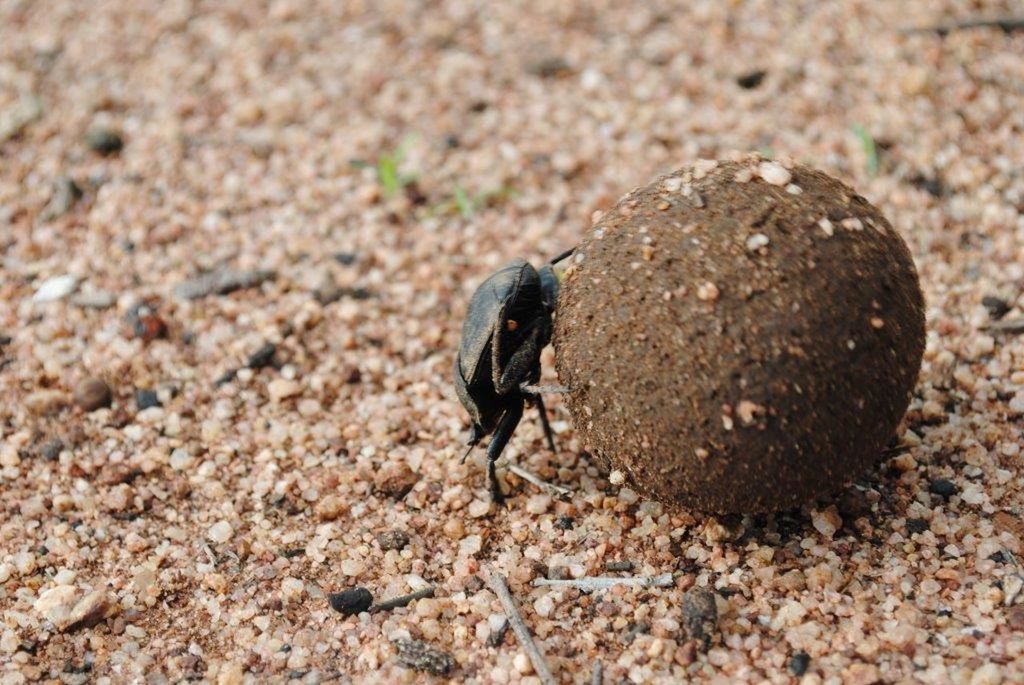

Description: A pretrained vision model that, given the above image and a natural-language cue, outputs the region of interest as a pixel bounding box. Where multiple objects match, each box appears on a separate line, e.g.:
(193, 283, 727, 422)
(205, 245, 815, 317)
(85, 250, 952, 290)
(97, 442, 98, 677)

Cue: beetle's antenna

(548, 246, 576, 265)
(460, 442, 476, 464)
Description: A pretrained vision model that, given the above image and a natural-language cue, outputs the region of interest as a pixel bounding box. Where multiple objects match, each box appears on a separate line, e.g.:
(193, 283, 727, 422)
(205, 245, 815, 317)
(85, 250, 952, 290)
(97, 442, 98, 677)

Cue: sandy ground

(2, 1, 1024, 683)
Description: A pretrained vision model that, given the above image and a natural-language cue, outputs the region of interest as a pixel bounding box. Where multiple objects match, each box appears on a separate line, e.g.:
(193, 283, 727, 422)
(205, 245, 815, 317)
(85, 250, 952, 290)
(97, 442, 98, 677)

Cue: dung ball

(554, 158, 925, 513)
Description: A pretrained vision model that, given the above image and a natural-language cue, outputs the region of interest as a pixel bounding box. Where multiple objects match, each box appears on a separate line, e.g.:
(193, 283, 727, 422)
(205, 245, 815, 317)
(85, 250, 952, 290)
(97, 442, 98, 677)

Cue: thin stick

(532, 573, 674, 591)
(519, 384, 570, 395)
(591, 661, 603, 685)
(488, 571, 557, 685)
(902, 16, 1024, 35)
(370, 586, 435, 613)
(507, 464, 572, 498)
(983, 318, 1024, 334)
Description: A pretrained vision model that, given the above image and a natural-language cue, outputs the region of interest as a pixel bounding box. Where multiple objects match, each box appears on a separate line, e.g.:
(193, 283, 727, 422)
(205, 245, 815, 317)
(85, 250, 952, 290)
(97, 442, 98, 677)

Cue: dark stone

(333, 252, 358, 265)
(393, 639, 455, 676)
(135, 389, 160, 410)
(905, 518, 929, 534)
(929, 478, 958, 498)
(85, 127, 124, 155)
(40, 438, 64, 460)
(327, 587, 373, 616)
(982, 296, 1010, 321)
(73, 378, 112, 412)
(736, 70, 767, 89)
(681, 586, 718, 650)
(529, 56, 571, 78)
(789, 651, 810, 675)
(375, 530, 410, 551)
(554, 515, 574, 530)
(246, 343, 277, 370)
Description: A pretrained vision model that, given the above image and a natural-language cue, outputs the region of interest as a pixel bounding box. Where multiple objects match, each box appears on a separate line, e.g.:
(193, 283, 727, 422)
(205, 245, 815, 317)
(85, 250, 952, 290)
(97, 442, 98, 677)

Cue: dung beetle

(454, 248, 574, 503)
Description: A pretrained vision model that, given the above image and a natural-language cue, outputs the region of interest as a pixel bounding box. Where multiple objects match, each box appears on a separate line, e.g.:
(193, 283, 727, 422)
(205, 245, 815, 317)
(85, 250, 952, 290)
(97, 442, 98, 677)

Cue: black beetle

(454, 249, 574, 503)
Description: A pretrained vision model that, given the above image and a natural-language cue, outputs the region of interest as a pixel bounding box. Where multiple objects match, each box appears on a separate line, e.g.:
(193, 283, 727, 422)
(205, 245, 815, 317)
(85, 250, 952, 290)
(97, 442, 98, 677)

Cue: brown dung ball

(554, 158, 925, 513)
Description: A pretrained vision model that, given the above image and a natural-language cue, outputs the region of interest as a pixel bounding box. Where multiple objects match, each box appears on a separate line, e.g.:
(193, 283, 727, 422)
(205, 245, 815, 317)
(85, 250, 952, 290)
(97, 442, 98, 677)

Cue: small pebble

(73, 378, 112, 412)
(247, 343, 277, 369)
(681, 586, 718, 649)
(85, 127, 124, 155)
(929, 479, 958, 498)
(135, 389, 160, 410)
(374, 463, 419, 499)
(207, 521, 233, 543)
(736, 69, 766, 89)
(392, 638, 455, 676)
(789, 651, 810, 675)
(32, 274, 78, 302)
(981, 296, 1010, 320)
(376, 530, 410, 551)
(328, 587, 372, 616)
(758, 161, 792, 186)
(905, 518, 929, 534)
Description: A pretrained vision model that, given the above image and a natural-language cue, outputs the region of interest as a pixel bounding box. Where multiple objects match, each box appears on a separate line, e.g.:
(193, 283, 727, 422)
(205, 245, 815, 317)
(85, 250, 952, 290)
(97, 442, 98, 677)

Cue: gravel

(1, 1, 1022, 683)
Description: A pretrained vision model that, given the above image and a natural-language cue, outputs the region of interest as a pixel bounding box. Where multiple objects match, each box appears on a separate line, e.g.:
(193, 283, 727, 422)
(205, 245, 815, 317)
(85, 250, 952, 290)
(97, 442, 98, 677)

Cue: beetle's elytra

(454, 251, 572, 502)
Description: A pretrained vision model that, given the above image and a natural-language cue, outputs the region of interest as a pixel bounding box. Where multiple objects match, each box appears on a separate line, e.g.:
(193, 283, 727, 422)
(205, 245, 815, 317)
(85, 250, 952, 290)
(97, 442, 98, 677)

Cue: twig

(370, 586, 435, 613)
(605, 561, 634, 572)
(507, 464, 572, 498)
(488, 571, 557, 685)
(982, 318, 1024, 334)
(532, 573, 674, 591)
(591, 661, 603, 685)
(902, 16, 1024, 35)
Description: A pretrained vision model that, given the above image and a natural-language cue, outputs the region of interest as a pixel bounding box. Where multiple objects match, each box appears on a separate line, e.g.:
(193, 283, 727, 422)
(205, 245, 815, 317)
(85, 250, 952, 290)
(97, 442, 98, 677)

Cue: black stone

(928, 478, 958, 498)
(328, 587, 373, 616)
(736, 69, 767, 89)
(554, 515, 574, 530)
(135, 389, 161, 410)
(905, 518, 929, 534)
(85, 127, 124, 156)
(981, 296, 1010, 321)
(789, 652, 810, 676)
(246, 342, 277, 370)
(333, 252, 358, 266)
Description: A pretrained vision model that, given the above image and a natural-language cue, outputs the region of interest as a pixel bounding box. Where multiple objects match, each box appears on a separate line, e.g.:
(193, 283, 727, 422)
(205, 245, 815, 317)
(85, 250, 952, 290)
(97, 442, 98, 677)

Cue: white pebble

(533, 594, 554, 618)
(459, 534, 482, 557)
(468, 500, 491, 518)
(758, 161, 792, 186)
(609, 470, 625, 485)
(525, 494, 552, 514)
(32, 274, 78, 302)
(811, 506, 841, 539)
(745, 233, 770, 251)
(169, 448, 194, 471)
(207, 521, 233, 543)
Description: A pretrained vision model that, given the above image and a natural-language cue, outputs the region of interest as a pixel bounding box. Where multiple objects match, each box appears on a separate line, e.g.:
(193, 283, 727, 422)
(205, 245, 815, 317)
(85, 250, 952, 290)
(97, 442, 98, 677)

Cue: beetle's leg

(494, 326, 544, 395)
(519, 383, 570, 395)
(485, 401, 524, 504)
(532, 395, 557, 453)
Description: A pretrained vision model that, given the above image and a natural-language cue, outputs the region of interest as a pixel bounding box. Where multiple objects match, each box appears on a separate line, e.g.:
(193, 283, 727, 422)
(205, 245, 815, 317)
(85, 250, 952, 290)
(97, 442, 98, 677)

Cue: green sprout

(350, 136, 418, 197)
(430, 184, 517, 219)
(852, 124, 879, 178)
